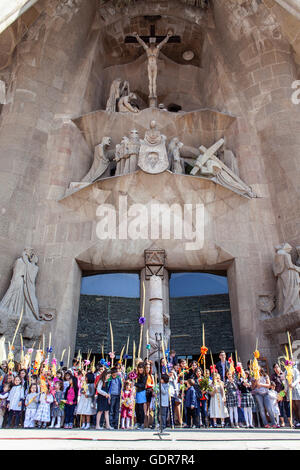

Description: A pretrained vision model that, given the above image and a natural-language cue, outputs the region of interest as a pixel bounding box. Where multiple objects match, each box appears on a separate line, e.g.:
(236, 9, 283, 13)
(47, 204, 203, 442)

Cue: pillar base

(149, 95, 157, 108)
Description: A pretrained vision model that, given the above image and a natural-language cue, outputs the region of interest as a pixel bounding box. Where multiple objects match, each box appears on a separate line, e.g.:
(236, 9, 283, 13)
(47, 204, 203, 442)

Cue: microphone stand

(153, 332, 169, 439)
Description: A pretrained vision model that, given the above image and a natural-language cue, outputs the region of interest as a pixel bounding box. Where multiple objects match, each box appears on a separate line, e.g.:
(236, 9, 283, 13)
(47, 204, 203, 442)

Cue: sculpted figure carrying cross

(133, 30, 172, 99)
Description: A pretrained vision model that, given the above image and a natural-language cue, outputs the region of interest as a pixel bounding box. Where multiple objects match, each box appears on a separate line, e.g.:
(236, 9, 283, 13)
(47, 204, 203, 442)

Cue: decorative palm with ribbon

(198, 324, 208, 371)
(279, 332, 294, 427)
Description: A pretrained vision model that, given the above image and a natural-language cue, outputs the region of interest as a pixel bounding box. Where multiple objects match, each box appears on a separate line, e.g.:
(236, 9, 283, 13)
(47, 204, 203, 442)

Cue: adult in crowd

(216, 351, 230, 382)
(253, 368, 277, 428)
(270, 363, 290, 427)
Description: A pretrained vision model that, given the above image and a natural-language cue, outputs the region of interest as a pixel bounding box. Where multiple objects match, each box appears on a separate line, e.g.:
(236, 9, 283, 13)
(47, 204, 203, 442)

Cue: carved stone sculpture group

(106, 79, 139, 114)
(73, 119, 256, 200)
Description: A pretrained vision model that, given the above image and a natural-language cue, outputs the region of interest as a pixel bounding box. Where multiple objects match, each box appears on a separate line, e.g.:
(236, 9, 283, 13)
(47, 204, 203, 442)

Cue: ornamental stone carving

(257, 294, 275, 318)
(138, 121, 169, 174)
(190, 138, 256, 199)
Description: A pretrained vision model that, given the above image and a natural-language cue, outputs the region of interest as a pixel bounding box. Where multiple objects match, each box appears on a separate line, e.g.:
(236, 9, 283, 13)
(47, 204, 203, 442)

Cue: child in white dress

(24, 384, 40, 428)
(76, 373, 96, 430)
(35, 384, 54, 428)
(209, 373, 229, 427)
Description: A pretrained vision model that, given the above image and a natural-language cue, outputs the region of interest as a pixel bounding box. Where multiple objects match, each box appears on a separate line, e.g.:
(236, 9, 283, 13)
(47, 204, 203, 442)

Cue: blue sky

(81, 272, 228, 297)
(170, 273, 228, 297)
(81, 273, 140, 297)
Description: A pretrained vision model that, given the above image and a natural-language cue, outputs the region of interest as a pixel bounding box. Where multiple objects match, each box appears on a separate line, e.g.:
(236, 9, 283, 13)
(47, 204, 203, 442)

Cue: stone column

(148, 274, 164, 359)
(149, 96, 157, 108)
(141, 249, 168, 364)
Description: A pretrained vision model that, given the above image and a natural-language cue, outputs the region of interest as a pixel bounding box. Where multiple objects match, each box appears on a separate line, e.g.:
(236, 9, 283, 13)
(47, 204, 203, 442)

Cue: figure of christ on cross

(132, 30, 173, 99)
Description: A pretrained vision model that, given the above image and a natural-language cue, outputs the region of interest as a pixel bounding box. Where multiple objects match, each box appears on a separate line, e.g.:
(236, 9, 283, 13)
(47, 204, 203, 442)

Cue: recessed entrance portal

(75, 270, 235, 364)
(169, 272, 235, 362)
(75, 273, 140, 361)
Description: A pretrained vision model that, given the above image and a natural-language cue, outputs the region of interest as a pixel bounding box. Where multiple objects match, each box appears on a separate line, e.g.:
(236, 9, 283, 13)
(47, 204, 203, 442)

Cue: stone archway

(51, 164, 261, 363)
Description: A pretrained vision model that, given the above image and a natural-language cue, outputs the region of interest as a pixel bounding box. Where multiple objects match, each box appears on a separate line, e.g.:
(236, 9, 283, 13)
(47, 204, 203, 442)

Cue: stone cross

(190, 138, 225, 176)
(125, 24, 181, 46)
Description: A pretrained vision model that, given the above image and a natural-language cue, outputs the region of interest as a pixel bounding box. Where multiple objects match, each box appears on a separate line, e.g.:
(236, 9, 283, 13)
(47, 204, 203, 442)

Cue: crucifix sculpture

(125, 24, 181, 107)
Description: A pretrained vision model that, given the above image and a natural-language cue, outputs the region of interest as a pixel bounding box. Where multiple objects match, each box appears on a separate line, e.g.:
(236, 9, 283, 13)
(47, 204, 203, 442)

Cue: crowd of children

(0, 349, 300, 431)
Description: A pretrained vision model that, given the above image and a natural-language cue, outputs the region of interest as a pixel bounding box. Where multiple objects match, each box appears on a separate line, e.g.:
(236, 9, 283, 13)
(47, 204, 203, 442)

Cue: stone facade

(0, 0, 299, 366)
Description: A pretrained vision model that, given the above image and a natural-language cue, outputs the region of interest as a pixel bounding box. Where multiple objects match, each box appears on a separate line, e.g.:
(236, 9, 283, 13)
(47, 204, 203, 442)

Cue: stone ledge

(72, 107, 236, 151)
(262, 311, 300, 334)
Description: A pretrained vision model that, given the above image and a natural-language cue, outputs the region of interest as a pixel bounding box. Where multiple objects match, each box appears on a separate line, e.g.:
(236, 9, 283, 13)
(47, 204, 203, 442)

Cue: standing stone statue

(273, 243, 300, 316)
(114, 136, 129, 176)
(105, 79, 130, 113)
(168, 137, 184, 174)
(81, 136, 112, 183)
(133, 31, 172, 99)
(0, 248, 40, 325)
(106, 78, 122, 113)
(127, 129, 141, 173)
(114, 130, 140, 175)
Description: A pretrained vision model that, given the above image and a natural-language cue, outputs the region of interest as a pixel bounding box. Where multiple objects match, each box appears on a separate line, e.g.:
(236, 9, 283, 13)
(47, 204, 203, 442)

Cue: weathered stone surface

(0, 0, 299, 368)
